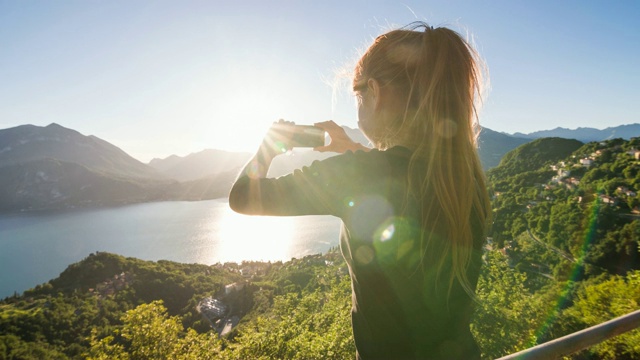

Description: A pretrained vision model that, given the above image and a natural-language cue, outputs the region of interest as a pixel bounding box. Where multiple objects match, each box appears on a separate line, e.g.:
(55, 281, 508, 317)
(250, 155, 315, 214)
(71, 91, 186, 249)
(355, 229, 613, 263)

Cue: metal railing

(498, 309, 640, 360)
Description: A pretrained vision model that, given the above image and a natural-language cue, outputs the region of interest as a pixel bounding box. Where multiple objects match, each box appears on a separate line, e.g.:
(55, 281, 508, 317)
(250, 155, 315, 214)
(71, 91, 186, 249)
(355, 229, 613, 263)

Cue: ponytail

(355, 22, 491, 297)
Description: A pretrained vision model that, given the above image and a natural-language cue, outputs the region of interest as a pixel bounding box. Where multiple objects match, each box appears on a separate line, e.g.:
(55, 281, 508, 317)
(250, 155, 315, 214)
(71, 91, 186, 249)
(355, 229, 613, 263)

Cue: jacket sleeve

(229, 151, 362, 217)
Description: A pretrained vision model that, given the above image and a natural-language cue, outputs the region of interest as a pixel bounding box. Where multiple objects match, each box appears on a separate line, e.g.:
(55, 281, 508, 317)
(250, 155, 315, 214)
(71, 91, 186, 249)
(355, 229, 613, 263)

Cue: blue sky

(1, 1, 638, 161)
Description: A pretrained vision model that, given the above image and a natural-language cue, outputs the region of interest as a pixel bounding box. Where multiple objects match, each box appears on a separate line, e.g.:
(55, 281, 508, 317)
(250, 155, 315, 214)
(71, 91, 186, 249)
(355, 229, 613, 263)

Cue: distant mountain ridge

(478, 128, 531, 169)
(149, 149, 252, 182)
(512, 123, 640, 142)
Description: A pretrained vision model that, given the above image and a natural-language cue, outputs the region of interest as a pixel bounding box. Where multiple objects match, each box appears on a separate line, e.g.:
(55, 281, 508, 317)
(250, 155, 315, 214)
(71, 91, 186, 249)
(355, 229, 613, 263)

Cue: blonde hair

(355, 22, 491, 296)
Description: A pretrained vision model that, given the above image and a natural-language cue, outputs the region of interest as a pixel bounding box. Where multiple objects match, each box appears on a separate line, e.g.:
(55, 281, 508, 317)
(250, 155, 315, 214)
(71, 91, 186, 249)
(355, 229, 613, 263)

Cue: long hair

(355, 22, 491, 296)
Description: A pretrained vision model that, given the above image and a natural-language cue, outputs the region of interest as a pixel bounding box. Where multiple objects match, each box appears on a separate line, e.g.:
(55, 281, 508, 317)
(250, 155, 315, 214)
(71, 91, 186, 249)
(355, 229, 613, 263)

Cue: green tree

(86, 301, 224, 360)
(228, 275, 354, 360)
(560, 271, 640, 359)
(472, 251, 556, 358)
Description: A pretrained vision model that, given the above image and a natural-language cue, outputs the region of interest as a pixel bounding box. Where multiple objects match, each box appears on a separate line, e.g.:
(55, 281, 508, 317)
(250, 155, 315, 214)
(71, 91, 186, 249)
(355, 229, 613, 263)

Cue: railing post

(497, 309, 640, 360)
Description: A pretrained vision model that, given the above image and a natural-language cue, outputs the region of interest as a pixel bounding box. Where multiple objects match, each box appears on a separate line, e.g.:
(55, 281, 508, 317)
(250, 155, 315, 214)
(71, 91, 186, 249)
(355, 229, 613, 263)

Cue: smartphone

(273, 124, 325, 148)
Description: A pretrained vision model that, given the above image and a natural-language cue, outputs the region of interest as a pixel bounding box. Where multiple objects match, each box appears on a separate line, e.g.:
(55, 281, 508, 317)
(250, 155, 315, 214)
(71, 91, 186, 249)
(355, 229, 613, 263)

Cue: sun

(195, 66, 305, 153)
(189, 57, 352, 154)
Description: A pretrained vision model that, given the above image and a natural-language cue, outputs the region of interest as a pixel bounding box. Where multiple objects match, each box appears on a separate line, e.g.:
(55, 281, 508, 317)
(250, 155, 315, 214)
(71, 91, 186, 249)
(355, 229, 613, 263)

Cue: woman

(229, 22, 491, 359)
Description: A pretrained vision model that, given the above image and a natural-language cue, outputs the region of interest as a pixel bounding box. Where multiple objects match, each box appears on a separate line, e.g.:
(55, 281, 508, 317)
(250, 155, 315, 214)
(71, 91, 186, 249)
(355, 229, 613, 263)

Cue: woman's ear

(367, 78, 382, 110)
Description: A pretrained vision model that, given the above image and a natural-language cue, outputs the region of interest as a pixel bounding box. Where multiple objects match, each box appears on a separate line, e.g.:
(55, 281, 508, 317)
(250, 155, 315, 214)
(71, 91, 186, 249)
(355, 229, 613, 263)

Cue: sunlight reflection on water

(216, 208, 296, 264)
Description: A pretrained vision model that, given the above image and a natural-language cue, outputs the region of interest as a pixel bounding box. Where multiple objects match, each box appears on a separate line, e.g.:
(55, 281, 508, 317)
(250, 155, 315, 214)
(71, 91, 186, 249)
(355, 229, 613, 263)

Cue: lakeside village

(494, 144, 640, 211)
(88, 253, 342, 337)
(490, 142, 640, 262)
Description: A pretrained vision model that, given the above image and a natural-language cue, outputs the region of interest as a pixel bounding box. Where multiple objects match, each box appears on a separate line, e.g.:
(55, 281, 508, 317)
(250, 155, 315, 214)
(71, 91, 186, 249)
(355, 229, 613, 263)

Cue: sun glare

(201, 67, 305, 153)
(216, 207, 296, 263)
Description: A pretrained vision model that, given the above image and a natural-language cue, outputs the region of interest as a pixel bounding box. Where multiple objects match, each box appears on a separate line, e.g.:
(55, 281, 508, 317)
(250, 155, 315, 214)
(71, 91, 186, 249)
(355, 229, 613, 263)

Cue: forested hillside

(484, 136, 640, 358)
(2, 137, 640, 359)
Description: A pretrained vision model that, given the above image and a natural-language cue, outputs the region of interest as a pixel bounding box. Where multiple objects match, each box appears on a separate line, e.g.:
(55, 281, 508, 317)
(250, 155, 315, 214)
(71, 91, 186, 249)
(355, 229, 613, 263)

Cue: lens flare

(274, 141, 287, 153)
(355, 245, 375, 265)
(532, 197, 602, 342)
(347, 195, 394, 241)
(380, 223, 395, 242)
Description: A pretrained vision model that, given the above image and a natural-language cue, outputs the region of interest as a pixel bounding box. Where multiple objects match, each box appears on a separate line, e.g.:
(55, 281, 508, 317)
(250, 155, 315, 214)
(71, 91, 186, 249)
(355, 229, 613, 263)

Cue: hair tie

(425, 25, 434, 32)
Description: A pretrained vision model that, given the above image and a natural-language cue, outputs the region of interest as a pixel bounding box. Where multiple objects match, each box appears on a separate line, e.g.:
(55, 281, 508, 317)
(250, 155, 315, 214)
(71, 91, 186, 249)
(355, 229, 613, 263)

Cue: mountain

(0, 159, 170, 212)
(478, 128, 532, 170)
(512, 123, 640, 142)
(487, 137, 584, 182)
(0, 123, 171, 212)
(0, 123, 162, 179)
(487, 136, 640, 275)
(149, 149, 252, 182)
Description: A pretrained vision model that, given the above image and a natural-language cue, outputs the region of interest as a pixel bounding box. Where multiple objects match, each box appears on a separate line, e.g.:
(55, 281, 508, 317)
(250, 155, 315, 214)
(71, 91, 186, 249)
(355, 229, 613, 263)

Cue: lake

(0, 199, 341, 298)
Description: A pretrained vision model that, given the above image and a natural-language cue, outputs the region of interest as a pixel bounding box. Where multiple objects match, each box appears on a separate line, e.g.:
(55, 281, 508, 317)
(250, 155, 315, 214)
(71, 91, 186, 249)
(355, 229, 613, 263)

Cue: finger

(314, 120, 335, 128)
(275, 119, 294, 125)
(315, 121, 343, 133)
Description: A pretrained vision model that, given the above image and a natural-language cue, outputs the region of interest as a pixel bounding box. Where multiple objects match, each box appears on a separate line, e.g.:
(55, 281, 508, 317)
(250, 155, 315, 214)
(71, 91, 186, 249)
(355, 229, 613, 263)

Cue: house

(616, 186, 637, 197)
(198, 297, 228, 320)
(557, 169, 570, 178)
(580, 158, 593, 167)
(617, 186, 629, 193)
(599, 195, 618, 205)
(224, 281, 246, 295)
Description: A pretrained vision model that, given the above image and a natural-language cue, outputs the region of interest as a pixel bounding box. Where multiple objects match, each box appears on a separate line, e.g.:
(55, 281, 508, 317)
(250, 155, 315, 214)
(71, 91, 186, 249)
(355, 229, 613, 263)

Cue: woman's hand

(236, 119, 294, 180)
(258, 119, 296, 158)
(314, 120, 370, 153)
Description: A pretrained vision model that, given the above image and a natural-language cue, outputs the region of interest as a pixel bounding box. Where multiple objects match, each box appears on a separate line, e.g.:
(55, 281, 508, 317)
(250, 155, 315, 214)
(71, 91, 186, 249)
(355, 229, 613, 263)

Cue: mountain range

(1, 122, 639, 213)
(512, 124, 640, 142)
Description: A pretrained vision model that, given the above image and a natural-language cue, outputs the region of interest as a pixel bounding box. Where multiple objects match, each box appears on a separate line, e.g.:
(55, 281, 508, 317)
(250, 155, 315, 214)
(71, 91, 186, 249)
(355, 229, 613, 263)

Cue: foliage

(472, 251, 563, 359)
(85, 301, 225, 360)
(480, 137, 640, 358)
(559, 271, 640, 359)
(228, 275, 354, 359)
(85, 261, 354, 360)
(0, 252, 241, 359)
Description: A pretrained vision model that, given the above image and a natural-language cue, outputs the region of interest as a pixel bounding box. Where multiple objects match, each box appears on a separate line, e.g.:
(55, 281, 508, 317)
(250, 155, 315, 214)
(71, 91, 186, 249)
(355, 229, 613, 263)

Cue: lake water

(0, 199, 341, 298)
